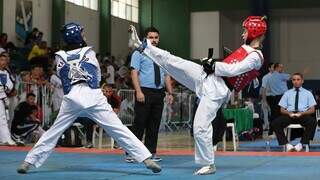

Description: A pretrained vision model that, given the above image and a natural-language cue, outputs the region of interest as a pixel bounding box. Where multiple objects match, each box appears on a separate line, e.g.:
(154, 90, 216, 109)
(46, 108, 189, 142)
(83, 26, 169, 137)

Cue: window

(111, 0, 139, 23)
(66, 0, 98, 11)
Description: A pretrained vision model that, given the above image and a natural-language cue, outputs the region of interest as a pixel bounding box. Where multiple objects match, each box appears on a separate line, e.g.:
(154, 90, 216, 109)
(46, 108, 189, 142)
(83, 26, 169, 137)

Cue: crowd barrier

(14, 85, 196, 131)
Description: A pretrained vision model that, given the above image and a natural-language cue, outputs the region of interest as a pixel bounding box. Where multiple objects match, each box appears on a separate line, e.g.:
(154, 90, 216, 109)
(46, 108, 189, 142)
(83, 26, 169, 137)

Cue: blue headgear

(61, 22, 84, 44)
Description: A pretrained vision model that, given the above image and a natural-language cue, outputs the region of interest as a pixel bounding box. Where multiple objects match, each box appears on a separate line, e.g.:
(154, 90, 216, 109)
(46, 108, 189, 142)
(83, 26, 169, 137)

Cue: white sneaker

(286, 143, 295, 152)
(194, 165, 216, 175)
(213, 145, 217, 151)
(128, 25, 142, 49)
(144, 158, 161, 173)
(17, 161, 32, 174)
(0, 141, 16, 146)
(268, 134, 276, 139)
(294, 143, 303, 152)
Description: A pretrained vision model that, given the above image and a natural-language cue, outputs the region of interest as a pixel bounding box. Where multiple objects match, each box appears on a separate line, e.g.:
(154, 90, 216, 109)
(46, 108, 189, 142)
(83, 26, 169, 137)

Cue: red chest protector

(223, 46, 261, 92)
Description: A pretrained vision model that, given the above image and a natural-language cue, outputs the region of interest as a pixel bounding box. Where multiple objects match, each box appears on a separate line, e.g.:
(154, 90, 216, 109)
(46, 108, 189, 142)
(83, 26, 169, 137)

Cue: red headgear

(242, 16, 267, 40)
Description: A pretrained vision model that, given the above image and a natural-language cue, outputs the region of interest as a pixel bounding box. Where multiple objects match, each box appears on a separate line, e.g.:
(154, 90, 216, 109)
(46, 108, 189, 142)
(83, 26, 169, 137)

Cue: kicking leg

(129, 25, 203, 93)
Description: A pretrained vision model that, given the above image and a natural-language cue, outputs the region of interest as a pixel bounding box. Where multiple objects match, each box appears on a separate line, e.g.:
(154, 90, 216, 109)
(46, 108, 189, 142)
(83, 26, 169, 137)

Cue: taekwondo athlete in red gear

(17, 22, 161, 174)
(128, 16, 267, 175)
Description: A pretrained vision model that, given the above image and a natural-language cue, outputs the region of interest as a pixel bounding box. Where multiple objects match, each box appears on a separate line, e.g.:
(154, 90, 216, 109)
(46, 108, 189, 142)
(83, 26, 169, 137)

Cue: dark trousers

(271, 115, 317, 145)
(75, 117, 95, 143)
(266, 95, 282, 135)
(132, 87, 165, 154)
(212, 108, 227, 145)
(11, 118, 40, 139)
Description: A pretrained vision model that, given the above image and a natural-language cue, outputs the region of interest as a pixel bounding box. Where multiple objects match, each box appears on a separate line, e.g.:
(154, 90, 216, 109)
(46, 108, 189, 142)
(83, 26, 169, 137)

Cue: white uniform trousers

(24, 84, 151, 168)
(8, 96, 18, 129)
(143, 44, 228, 165)
(0, 99, 15, 144)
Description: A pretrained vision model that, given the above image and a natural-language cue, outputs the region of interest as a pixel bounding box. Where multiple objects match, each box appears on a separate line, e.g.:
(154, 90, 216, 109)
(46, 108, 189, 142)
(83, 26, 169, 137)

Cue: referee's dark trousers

(132, 87, 165, 154)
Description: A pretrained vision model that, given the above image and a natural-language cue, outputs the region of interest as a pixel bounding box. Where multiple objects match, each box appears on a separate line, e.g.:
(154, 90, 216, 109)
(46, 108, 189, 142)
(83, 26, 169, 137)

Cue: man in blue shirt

(271, 73, 317, 152)
(266, 63, 290, 135)
(130, 27, 173, 162)
(260, 63, 274, 130)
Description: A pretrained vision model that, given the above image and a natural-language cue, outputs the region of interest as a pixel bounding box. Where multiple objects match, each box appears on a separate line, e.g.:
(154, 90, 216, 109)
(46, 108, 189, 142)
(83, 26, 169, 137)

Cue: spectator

(314, 90, 320, 110)
(0, 33, 8, 48)
(265, 63, 290, 136)
(24, 28, 39, 47)
(11, 93, 45, 146)
(17, 71, 32, 102)
(105, 59, 115, 86)
(102, 83, 121, 114)
(30, 65, 48, 86)
(102, 83, 122, 148)
(50, 67, 63, 112)
(116, 55, 131, 89)
(110, 55, 119, 71)
(34, 32, 43, 44)
(0, 52, 15, 145)
(271, 73, 317, 152)
(260, 63, 274, 130)
(28, 41, 49, 66)
(5, 41, 27, 70)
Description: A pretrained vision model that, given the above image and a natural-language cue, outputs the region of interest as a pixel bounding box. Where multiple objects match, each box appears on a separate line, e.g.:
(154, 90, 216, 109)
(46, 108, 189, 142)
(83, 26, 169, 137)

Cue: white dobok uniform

(142, 41, 263, 165)
(0, 69, 14, 144)
(24, 46, 151, 168)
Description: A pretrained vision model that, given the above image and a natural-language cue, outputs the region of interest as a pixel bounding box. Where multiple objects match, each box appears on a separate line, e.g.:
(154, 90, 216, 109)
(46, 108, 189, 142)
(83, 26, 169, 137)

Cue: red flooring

(1, 146, 320, 156)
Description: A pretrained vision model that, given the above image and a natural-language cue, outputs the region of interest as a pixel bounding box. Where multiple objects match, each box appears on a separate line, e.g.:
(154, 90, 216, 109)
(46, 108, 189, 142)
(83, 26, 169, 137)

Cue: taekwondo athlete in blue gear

(0, 53, 15, 145)
(17, 22, 161, 174)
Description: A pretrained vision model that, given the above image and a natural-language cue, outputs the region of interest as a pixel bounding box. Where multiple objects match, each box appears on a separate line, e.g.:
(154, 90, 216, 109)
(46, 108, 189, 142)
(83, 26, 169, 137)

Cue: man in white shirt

(105, 59, 115, 85)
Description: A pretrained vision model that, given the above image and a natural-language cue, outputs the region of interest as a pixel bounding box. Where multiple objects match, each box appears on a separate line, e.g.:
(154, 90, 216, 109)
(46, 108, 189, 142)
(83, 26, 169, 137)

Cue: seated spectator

(24, 28, 39, 47)
(17, 71, 32, 102)
(271, 73, 317, 152)
(314, 89, 320, 110)
(11, 93, 44, 145)
(102, 83, 122, 149)
(0, 33, 8, 48)
(102, 83, 121, 113)
(28, 41, 49, 67)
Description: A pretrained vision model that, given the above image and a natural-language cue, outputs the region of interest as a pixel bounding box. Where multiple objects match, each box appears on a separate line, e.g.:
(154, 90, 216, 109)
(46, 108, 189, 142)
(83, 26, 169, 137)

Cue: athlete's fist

(202, 59, 215, 75)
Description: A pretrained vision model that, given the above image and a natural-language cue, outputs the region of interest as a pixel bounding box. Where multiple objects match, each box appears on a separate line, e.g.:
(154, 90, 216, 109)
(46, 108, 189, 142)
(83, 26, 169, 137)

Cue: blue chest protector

(0, 73, 7, 86)
(55, 47, 100, 95)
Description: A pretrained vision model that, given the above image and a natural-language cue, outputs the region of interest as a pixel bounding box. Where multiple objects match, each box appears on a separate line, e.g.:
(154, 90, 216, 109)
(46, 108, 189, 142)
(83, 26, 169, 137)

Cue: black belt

(222, 77, 234, 91)
(71, 80, 86, 85)
(141, 87, 165, 93)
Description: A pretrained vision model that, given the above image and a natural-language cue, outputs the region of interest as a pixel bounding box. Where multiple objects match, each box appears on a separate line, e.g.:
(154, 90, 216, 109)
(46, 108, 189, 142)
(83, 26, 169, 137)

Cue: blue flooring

(1, 150, 320, 180)
(239, 130, 320, 151)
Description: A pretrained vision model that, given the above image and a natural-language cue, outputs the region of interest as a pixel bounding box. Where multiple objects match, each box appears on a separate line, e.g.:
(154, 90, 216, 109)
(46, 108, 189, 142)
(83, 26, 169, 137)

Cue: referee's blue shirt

(278, 87, 316, 112)
(130, 51, 166, 89)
